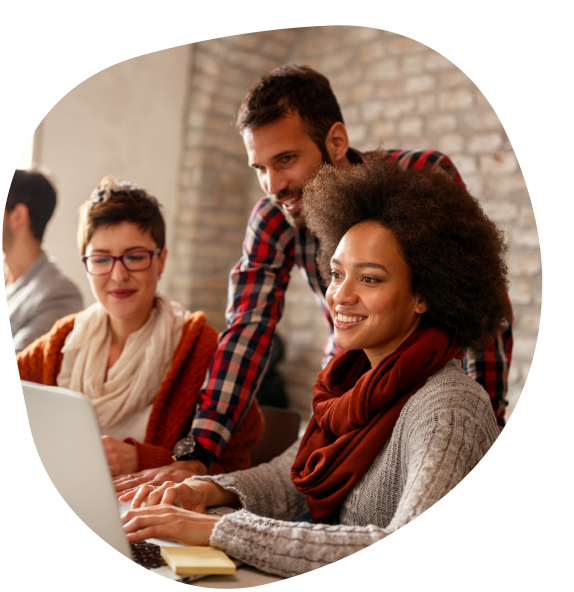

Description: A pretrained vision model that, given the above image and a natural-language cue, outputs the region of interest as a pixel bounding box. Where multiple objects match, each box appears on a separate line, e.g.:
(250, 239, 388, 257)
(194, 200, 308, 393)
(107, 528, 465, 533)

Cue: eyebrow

(331, 258, 389, 273)
(89, 246, 148, 254)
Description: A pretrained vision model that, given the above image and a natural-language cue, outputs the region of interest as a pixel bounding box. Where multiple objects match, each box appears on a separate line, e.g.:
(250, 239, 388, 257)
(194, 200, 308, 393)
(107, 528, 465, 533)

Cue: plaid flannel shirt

(190, 148, 513, 458)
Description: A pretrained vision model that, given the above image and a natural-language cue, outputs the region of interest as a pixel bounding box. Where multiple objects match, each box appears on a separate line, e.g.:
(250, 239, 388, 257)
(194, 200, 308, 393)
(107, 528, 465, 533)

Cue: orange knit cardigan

(17, 311, 264, 475)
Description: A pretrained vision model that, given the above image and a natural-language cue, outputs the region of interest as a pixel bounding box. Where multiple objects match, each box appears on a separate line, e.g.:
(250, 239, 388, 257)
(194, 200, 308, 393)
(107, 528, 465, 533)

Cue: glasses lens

(123, 250, 152, 271)
(86, 255, 113, 274)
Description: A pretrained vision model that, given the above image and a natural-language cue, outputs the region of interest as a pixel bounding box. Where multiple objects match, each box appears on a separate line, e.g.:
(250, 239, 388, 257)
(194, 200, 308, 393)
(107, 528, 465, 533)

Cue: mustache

(275, 188, 303, 202)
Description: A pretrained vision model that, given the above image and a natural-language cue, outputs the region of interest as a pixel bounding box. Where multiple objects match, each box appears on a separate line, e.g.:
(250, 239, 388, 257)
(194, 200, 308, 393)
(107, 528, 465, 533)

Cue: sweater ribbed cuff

(123, 438, 174, 471)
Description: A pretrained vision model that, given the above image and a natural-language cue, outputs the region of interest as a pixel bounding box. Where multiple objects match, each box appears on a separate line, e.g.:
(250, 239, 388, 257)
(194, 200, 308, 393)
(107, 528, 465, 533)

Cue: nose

(262, 169, 289, 197)
(110, 257, 130, 282)
(332, 277, 359, 305)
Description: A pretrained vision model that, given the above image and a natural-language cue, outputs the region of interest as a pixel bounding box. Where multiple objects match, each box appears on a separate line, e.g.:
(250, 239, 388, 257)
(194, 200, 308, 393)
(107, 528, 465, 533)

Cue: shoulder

(36, 255, 83, 297)
(17, 313, 78, 364)
(43, 313, 78, 345)
(405, 360, 496, 428)
(368, 149, 463, 185)
(178, 311, 218, 351)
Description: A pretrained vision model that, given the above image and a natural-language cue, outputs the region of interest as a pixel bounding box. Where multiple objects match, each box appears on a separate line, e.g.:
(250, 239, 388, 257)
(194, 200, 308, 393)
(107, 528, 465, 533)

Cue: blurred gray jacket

(6, 249, 83, 353)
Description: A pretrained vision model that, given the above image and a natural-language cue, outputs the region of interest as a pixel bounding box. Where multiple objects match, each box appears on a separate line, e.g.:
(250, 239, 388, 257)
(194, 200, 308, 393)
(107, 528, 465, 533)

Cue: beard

(274, 187, 306, 229)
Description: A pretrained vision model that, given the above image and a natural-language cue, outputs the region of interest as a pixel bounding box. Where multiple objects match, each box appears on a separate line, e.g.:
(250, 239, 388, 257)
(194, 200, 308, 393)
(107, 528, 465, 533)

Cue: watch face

(174, 436, 196, 457)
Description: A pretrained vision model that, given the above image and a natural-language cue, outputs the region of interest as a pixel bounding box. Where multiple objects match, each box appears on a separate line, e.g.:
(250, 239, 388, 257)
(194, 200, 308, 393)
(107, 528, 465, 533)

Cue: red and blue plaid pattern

(190, 148, 513, 457)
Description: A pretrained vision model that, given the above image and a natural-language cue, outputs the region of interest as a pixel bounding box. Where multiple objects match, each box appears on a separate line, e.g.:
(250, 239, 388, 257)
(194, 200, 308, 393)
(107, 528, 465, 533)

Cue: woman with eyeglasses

(17, 176, 263, 478)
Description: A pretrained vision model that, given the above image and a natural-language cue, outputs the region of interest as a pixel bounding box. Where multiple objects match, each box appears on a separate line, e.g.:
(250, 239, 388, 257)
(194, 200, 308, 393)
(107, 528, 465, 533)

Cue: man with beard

(116, 64, 512, 491)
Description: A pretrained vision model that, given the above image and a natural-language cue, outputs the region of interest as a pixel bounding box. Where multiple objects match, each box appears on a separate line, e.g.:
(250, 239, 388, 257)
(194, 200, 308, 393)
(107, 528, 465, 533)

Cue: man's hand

(113, 460, 207, 494)
(102, 436, 137, 477)
(122, 504, 220, 546)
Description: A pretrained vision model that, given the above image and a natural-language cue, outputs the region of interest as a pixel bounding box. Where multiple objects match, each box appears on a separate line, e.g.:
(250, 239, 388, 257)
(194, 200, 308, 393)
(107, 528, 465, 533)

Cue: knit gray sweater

(193, 360, 499, 578)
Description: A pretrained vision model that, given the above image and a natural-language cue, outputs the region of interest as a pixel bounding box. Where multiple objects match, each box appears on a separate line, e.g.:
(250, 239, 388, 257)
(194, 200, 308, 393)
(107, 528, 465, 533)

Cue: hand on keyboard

(120, 480, 207, 513)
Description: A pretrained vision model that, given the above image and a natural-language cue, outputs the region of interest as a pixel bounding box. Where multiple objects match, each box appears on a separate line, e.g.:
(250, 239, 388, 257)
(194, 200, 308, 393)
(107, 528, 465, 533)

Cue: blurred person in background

(3, 168, 83, 353)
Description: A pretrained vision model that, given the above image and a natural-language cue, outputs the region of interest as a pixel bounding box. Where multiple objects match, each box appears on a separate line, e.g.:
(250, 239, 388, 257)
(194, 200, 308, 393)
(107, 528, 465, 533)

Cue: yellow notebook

(160, 546, 237, 576)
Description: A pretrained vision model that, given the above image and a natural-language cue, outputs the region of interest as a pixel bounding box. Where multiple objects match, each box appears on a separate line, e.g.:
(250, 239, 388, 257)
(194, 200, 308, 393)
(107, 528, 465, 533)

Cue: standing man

(115, 64, 512, 491)
(4, 169, 83, 352)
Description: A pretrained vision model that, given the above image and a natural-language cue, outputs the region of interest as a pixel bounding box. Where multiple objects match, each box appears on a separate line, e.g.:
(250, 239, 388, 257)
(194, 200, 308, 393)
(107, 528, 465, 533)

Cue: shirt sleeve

(190, 198, 296, 457)
(464, 294, 514, 428)
(387, 149, 514, 422)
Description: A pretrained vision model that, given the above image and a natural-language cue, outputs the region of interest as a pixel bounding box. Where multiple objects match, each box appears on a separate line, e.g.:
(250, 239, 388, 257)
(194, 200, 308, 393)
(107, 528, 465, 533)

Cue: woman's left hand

(122, 504, 221, 545)
(102, 436, 137, 476)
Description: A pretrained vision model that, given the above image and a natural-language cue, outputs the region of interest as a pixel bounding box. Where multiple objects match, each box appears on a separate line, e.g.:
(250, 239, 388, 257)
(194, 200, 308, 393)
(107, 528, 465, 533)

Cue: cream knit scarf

(57, 293, 189, 429)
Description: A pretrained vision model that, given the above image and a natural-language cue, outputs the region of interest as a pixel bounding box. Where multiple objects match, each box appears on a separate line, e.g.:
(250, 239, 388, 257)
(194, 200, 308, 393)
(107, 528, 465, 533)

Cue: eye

(92, 256, 112, 265)
(279, 155, 295, 165)
(124, 252, 146, 263)
(362, 276, 380, 284)
(330, 270, 342, 280)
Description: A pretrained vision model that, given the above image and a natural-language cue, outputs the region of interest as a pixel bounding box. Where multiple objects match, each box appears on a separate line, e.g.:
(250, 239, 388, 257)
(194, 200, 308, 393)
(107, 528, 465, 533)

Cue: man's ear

(7, 203, 30, 230)
(325, 122, 349, 167)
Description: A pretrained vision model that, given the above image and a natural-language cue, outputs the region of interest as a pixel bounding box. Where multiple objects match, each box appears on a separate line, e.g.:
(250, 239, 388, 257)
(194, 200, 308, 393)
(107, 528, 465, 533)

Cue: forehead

(242, 112, 317, 163)
(334, 222, 404, 268)
(87, 221, 156, 251)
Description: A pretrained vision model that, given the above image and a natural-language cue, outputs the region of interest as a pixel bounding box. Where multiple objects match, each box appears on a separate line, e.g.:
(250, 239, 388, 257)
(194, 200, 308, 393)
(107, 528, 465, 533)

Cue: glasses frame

(82, 248, 161, 276)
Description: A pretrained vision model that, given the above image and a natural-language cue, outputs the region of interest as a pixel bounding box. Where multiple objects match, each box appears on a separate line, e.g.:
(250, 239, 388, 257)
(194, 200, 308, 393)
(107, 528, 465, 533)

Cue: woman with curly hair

(120, 152, 510, 578)
(17, 176, 263, 479)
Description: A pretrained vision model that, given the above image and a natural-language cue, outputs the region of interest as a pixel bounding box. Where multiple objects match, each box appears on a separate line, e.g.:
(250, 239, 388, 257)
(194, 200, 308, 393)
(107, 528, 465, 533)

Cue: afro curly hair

(302, 150, 511, 350)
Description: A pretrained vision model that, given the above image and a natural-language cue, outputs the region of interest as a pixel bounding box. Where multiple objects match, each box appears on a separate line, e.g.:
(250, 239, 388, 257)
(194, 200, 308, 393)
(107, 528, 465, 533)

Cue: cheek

(326, 284, 335, 307)
(88, 276, 106, 300)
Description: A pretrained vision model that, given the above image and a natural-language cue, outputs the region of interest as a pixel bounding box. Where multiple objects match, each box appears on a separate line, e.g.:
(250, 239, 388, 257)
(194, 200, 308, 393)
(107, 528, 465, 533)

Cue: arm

(192, 440, 308, 520)
(208, 374, 500, 578)
(464, 302, 513, 428)
(189, 198, 296, 458)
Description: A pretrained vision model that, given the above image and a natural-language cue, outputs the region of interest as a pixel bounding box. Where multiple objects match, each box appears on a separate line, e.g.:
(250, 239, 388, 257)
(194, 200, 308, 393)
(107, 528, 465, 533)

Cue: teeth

(283, 197, 297, 207)
(337, 314, 366, 323)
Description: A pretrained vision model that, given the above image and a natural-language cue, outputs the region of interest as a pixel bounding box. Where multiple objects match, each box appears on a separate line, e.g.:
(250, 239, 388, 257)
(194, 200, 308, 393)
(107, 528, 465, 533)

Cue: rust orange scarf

(291, 325, 460, 523)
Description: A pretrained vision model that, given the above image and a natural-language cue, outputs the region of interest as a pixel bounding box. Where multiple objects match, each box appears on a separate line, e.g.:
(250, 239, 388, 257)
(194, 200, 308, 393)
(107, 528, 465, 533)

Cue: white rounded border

(85, 0, 571, 590)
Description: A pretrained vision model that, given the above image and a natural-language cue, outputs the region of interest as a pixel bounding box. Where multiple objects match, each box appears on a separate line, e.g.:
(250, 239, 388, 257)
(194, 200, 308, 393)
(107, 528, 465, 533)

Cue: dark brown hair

(236, 64, 344, 162)
(77, 176, 165, 255)
(7, 169, 57, 241)
(302, 151, 511, 349)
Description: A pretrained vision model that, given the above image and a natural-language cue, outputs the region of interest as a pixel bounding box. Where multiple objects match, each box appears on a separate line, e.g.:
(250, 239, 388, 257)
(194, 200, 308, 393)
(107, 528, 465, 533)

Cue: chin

(284, 209, 306, 229)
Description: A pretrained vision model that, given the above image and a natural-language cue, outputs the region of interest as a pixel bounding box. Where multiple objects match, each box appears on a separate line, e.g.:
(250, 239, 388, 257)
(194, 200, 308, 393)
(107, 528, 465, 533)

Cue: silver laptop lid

(21, 380, 132, 559)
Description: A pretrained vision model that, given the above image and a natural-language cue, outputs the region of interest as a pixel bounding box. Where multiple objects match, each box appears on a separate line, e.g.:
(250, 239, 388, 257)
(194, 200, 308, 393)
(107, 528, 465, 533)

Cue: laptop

(21, 380, 224, 583)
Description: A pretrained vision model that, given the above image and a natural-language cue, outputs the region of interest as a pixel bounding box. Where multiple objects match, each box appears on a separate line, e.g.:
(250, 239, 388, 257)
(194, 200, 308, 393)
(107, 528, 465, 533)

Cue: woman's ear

(414, 293, 428, 315)
(158, 247, 167, 276)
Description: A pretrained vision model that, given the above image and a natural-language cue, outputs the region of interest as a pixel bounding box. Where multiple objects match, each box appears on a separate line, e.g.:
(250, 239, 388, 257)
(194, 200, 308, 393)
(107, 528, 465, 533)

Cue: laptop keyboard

(130, 542, 167, 569)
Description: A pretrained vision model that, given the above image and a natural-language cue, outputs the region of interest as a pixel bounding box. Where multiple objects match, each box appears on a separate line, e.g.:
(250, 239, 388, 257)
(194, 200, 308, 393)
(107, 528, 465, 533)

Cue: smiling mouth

(336, 313, 367, 325)
(280, 195, 301, 211)
(110, 289, 136, 299)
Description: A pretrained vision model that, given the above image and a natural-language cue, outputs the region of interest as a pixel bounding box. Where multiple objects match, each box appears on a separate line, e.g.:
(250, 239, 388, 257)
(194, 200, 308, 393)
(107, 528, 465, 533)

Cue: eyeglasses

(82, 248, 161, 276)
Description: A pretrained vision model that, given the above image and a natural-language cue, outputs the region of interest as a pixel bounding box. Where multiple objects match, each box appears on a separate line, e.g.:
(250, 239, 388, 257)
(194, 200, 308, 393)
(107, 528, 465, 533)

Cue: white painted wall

(36, 45, 190, 306)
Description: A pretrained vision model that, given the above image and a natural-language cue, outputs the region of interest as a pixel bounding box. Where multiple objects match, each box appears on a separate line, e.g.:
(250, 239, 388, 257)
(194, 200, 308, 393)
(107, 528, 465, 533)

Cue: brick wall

(169, 26, 539, 421)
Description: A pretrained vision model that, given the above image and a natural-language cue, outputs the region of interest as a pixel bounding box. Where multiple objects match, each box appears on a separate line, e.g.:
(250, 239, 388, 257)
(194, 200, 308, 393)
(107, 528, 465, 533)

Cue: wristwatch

(172, 436, 214, 471)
